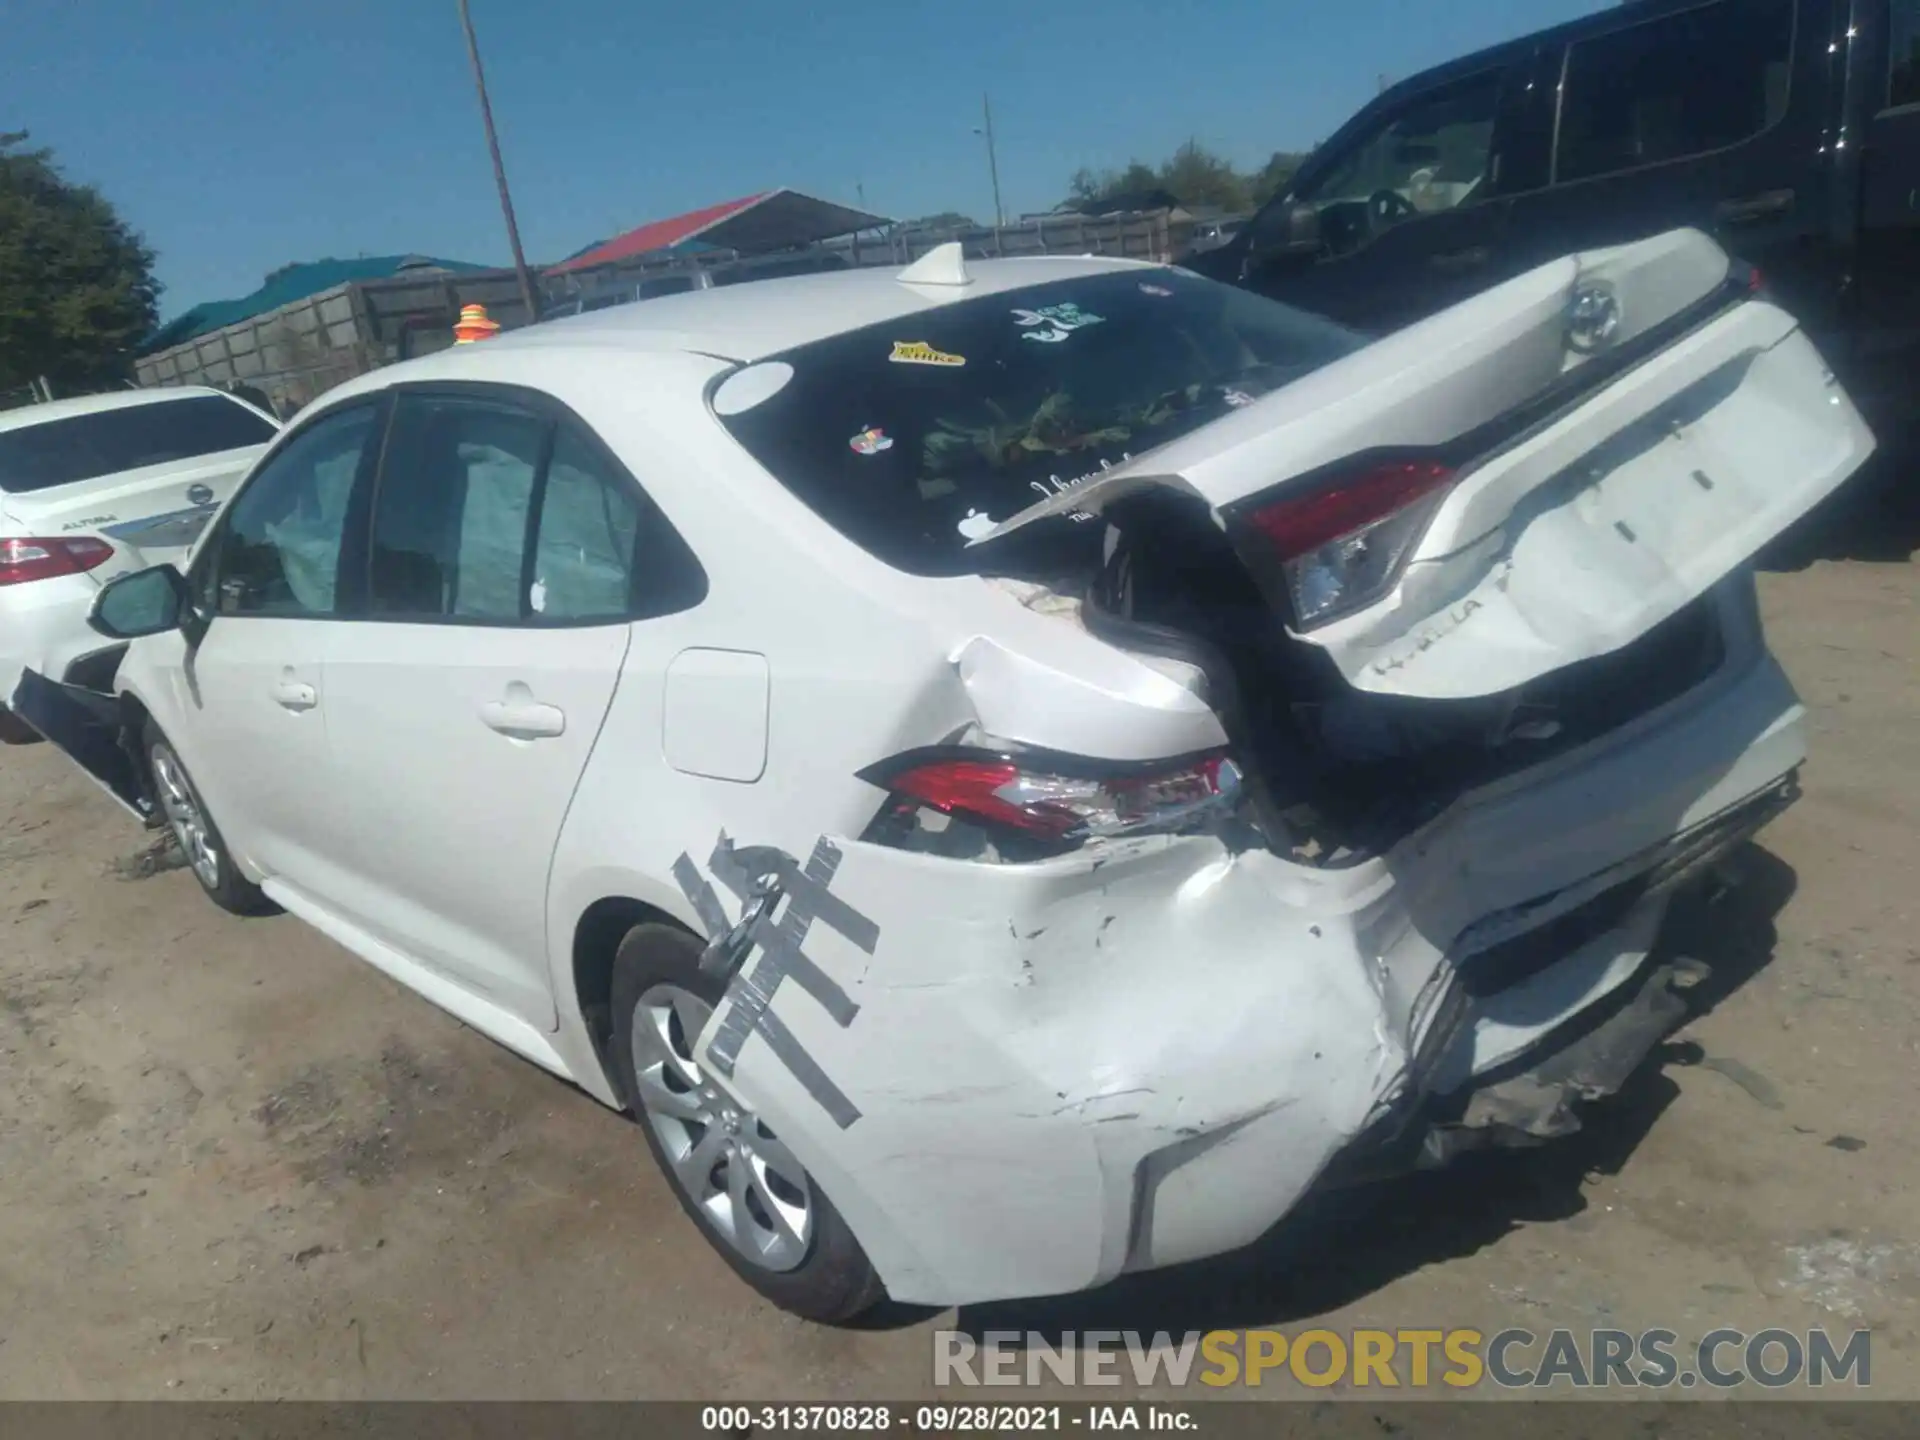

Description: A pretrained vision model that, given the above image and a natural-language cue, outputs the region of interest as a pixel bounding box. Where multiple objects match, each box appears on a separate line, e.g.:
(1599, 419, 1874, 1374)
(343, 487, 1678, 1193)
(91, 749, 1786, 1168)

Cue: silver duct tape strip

(746, 911, 861, 1028)
(672, 853, 730, 940)
(756, 1007, 861, 1129)
(693, 833, 879, 1130)
(710, 836, 881, 955)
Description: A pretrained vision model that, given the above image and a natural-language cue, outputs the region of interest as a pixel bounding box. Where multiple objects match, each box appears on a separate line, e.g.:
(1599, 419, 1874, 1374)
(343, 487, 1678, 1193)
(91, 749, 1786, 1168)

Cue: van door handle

(481, 684, 566, 740)
(1430, 245, 1491, 271)
(1716, 189, 1795, 225)
(271, 676, 318, 712)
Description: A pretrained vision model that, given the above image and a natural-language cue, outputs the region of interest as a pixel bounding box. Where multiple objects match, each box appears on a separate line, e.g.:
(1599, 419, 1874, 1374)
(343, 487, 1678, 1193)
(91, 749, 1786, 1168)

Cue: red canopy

(548, 189, 891, 276)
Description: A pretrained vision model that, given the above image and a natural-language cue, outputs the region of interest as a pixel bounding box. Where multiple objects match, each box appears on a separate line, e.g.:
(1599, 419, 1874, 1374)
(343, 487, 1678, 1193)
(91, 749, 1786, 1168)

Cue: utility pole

(975, 93, 1005, 230)
(457, 0, 540, 323)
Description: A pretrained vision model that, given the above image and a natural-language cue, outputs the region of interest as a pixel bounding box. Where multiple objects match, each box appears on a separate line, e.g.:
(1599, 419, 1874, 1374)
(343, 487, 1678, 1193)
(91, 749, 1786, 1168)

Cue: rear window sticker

(890, 340, 966, 367)
(1013, 302, 1105, 344)
(849, 425, 894, 455)
(1223, 389, 1256, 408)
(1139, 283, 1173, 297)
(956, 508, 999, 540)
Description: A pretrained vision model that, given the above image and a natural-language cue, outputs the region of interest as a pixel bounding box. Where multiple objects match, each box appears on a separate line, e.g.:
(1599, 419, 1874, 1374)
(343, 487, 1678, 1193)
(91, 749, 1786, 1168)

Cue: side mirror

(88, 564, 191, 641)
(1247, 200, 1324, 270)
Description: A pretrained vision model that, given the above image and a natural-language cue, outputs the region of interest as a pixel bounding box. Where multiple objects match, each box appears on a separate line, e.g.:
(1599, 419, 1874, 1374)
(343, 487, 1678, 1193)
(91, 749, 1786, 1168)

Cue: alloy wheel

(150, 745, 220, 890)
(630, 982, 815, 1272)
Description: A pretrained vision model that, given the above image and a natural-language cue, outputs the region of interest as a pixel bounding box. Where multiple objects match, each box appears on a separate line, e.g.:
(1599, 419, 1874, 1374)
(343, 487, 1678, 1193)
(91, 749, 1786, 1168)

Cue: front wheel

(144, 724, 278, 916)
(609, 921, 884, 1323)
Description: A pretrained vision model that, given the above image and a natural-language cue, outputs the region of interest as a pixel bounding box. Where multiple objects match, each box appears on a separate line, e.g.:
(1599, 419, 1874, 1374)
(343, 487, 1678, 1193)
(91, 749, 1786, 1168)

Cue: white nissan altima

(28, 233, 1870, 1321)
(0, 386, 278, 742)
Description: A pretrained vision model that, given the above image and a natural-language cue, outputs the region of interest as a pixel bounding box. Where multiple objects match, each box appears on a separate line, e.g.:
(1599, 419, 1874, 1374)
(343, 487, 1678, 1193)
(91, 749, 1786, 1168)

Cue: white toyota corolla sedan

(28, 233, 1870, 1321)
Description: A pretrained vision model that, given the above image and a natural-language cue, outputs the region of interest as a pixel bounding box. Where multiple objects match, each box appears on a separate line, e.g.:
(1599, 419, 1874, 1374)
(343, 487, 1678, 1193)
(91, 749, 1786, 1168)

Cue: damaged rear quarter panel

(693, 596, 1811, 1306)
(703, 832, 1405, 1307)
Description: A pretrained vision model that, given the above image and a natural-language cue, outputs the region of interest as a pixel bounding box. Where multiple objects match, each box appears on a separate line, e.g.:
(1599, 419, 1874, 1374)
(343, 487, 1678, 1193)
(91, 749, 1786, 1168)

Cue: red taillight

(864, 750, 1242, 847)
(1237, 459, 1456, 629)
(885, 758, 1064, 836)
(0, 536, 115, 587)
(1242, 460, 1454, 561)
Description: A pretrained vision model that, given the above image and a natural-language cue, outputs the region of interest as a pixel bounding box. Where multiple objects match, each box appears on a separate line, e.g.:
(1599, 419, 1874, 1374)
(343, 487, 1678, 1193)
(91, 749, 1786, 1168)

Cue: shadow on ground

(927, 844, 1798, 1341)
(1760, 448, 1920, 571)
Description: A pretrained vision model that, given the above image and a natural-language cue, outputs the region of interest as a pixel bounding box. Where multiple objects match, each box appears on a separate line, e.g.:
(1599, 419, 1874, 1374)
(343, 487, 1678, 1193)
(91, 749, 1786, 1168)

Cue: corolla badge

(186, 483, 215, 506)
(1566, 282, 1623, 354)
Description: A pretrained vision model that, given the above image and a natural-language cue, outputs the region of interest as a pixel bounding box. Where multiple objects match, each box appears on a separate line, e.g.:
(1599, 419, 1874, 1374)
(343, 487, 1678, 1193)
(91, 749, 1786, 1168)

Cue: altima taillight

(0, 537, 114, 587)
(858, 748, 1242, 854)
(1233, 459, 1455, 628)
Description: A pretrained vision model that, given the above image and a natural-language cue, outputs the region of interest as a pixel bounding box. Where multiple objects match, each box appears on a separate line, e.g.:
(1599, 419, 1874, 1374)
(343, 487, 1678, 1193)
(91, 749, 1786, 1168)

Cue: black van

(1192, 0, 1920, 431)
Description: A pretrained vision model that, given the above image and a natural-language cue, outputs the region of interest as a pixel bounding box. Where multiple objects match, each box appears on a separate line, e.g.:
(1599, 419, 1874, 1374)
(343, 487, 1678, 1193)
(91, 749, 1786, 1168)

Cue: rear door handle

(1716, 189, 1795, 225)
(271, 676, 318, 712)
(480, 685, 566, 740)
(1430, 245, 1491, 272)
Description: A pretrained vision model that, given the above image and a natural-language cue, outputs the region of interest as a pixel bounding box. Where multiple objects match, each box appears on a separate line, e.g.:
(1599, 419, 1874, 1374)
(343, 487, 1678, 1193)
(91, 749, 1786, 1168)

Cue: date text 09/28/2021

(700, 1405, 1193, 1432)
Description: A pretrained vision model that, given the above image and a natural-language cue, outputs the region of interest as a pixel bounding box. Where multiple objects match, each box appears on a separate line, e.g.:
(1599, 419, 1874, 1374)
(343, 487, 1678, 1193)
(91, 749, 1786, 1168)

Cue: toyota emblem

(1566, 283, 1623, 354)
(187, 483, 215, 507)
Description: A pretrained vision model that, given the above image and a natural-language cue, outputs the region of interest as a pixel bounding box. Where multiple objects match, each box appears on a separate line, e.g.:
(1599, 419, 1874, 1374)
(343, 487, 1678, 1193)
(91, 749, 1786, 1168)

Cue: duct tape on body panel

(672, 833, 880, 1130)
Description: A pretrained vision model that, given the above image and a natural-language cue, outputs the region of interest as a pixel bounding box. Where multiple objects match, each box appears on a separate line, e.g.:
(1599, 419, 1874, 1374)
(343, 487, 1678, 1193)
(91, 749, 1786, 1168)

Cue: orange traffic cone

(452, 303, 501, 344)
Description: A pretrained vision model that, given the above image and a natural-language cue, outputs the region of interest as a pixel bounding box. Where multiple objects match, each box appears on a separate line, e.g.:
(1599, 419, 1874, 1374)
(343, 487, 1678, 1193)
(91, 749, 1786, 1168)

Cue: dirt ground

(0, 476, 1916, 1410)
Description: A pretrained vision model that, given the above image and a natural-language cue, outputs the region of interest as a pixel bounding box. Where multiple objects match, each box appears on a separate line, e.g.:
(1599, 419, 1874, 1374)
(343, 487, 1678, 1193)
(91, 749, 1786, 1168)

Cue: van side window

(1893, 0, 1920, 110)
(1555, 0, 1794, 183)
(1294, 70, 1507, 225)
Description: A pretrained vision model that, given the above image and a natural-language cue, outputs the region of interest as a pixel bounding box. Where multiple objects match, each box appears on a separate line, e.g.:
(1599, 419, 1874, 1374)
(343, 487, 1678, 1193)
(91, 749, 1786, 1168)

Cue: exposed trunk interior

(1082, 491, 1727, 866)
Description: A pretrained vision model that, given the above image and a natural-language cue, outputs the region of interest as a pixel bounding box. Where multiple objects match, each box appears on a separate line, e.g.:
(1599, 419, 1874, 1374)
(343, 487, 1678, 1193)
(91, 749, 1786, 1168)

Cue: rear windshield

(716, 269, 1363, 576)
(0, 394, 277, 495)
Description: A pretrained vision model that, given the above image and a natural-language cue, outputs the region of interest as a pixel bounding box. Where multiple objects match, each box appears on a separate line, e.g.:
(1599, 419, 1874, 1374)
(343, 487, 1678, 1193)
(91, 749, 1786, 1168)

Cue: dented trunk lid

(974, 229, 1876, 700)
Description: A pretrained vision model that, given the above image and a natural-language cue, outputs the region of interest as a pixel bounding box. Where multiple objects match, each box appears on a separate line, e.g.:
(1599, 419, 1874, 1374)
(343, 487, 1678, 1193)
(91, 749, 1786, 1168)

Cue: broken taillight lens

(1236, 459, 1455, 629)
(859, 749, 1243, 852)
(0, 536, 115, 588)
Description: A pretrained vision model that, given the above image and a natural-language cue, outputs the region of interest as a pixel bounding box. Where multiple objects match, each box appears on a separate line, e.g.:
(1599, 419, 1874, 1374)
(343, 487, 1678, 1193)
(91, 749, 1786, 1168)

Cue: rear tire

(144, 723, 278, 916)
(609, 921, 885, 1323)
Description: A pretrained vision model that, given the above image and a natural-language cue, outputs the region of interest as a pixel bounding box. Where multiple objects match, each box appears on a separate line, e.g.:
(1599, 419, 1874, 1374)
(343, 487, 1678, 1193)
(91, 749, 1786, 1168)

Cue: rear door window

(366, 390, 706, 624)
(715, 269, 1364, 577)
(368, 395, 549, 621)
(1553, 0, 1795, 184)
(0, 394, 277, 494)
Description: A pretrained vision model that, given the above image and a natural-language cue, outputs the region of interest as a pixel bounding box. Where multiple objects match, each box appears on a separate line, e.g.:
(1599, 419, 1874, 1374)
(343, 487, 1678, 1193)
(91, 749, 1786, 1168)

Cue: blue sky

(10, 0, 1610, 318)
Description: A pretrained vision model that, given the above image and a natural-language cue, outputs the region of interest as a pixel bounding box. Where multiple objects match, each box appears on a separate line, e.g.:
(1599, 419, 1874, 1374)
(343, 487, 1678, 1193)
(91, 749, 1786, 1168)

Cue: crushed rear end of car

(681, 231, 1869, 1309)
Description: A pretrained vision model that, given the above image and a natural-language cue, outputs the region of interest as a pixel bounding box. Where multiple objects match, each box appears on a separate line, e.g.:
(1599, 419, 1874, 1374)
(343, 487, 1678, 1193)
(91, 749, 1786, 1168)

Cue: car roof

(0, 385, 242, 436)
(427, 253, 1162, 374)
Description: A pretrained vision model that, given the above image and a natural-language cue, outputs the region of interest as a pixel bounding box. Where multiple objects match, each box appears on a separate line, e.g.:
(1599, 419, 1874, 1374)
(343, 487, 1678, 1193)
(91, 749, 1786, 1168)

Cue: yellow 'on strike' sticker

(889, 340, 966, 367)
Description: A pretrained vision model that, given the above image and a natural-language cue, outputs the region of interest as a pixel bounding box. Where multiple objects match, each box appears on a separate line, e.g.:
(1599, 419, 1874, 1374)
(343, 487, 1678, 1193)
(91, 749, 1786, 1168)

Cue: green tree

(1067, 142, 1300, 213)
(1156, 140, 1249, 212)
(0, 132, 161, 392)
(1250, 149, 1312, 204)
(1068, 160, 1159, 207)
(901, 211, 979, 232)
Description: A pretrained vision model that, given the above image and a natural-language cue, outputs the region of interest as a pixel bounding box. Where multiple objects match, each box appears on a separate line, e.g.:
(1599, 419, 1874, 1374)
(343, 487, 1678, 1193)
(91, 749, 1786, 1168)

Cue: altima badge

(186, 483, 215, 506)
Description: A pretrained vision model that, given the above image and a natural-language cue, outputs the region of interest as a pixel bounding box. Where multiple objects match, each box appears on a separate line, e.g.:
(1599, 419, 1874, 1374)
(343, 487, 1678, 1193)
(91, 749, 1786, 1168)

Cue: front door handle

(272, 675, 318, 712)
(481, 683, 566, 740)
(1716, 189, 1795, 225)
